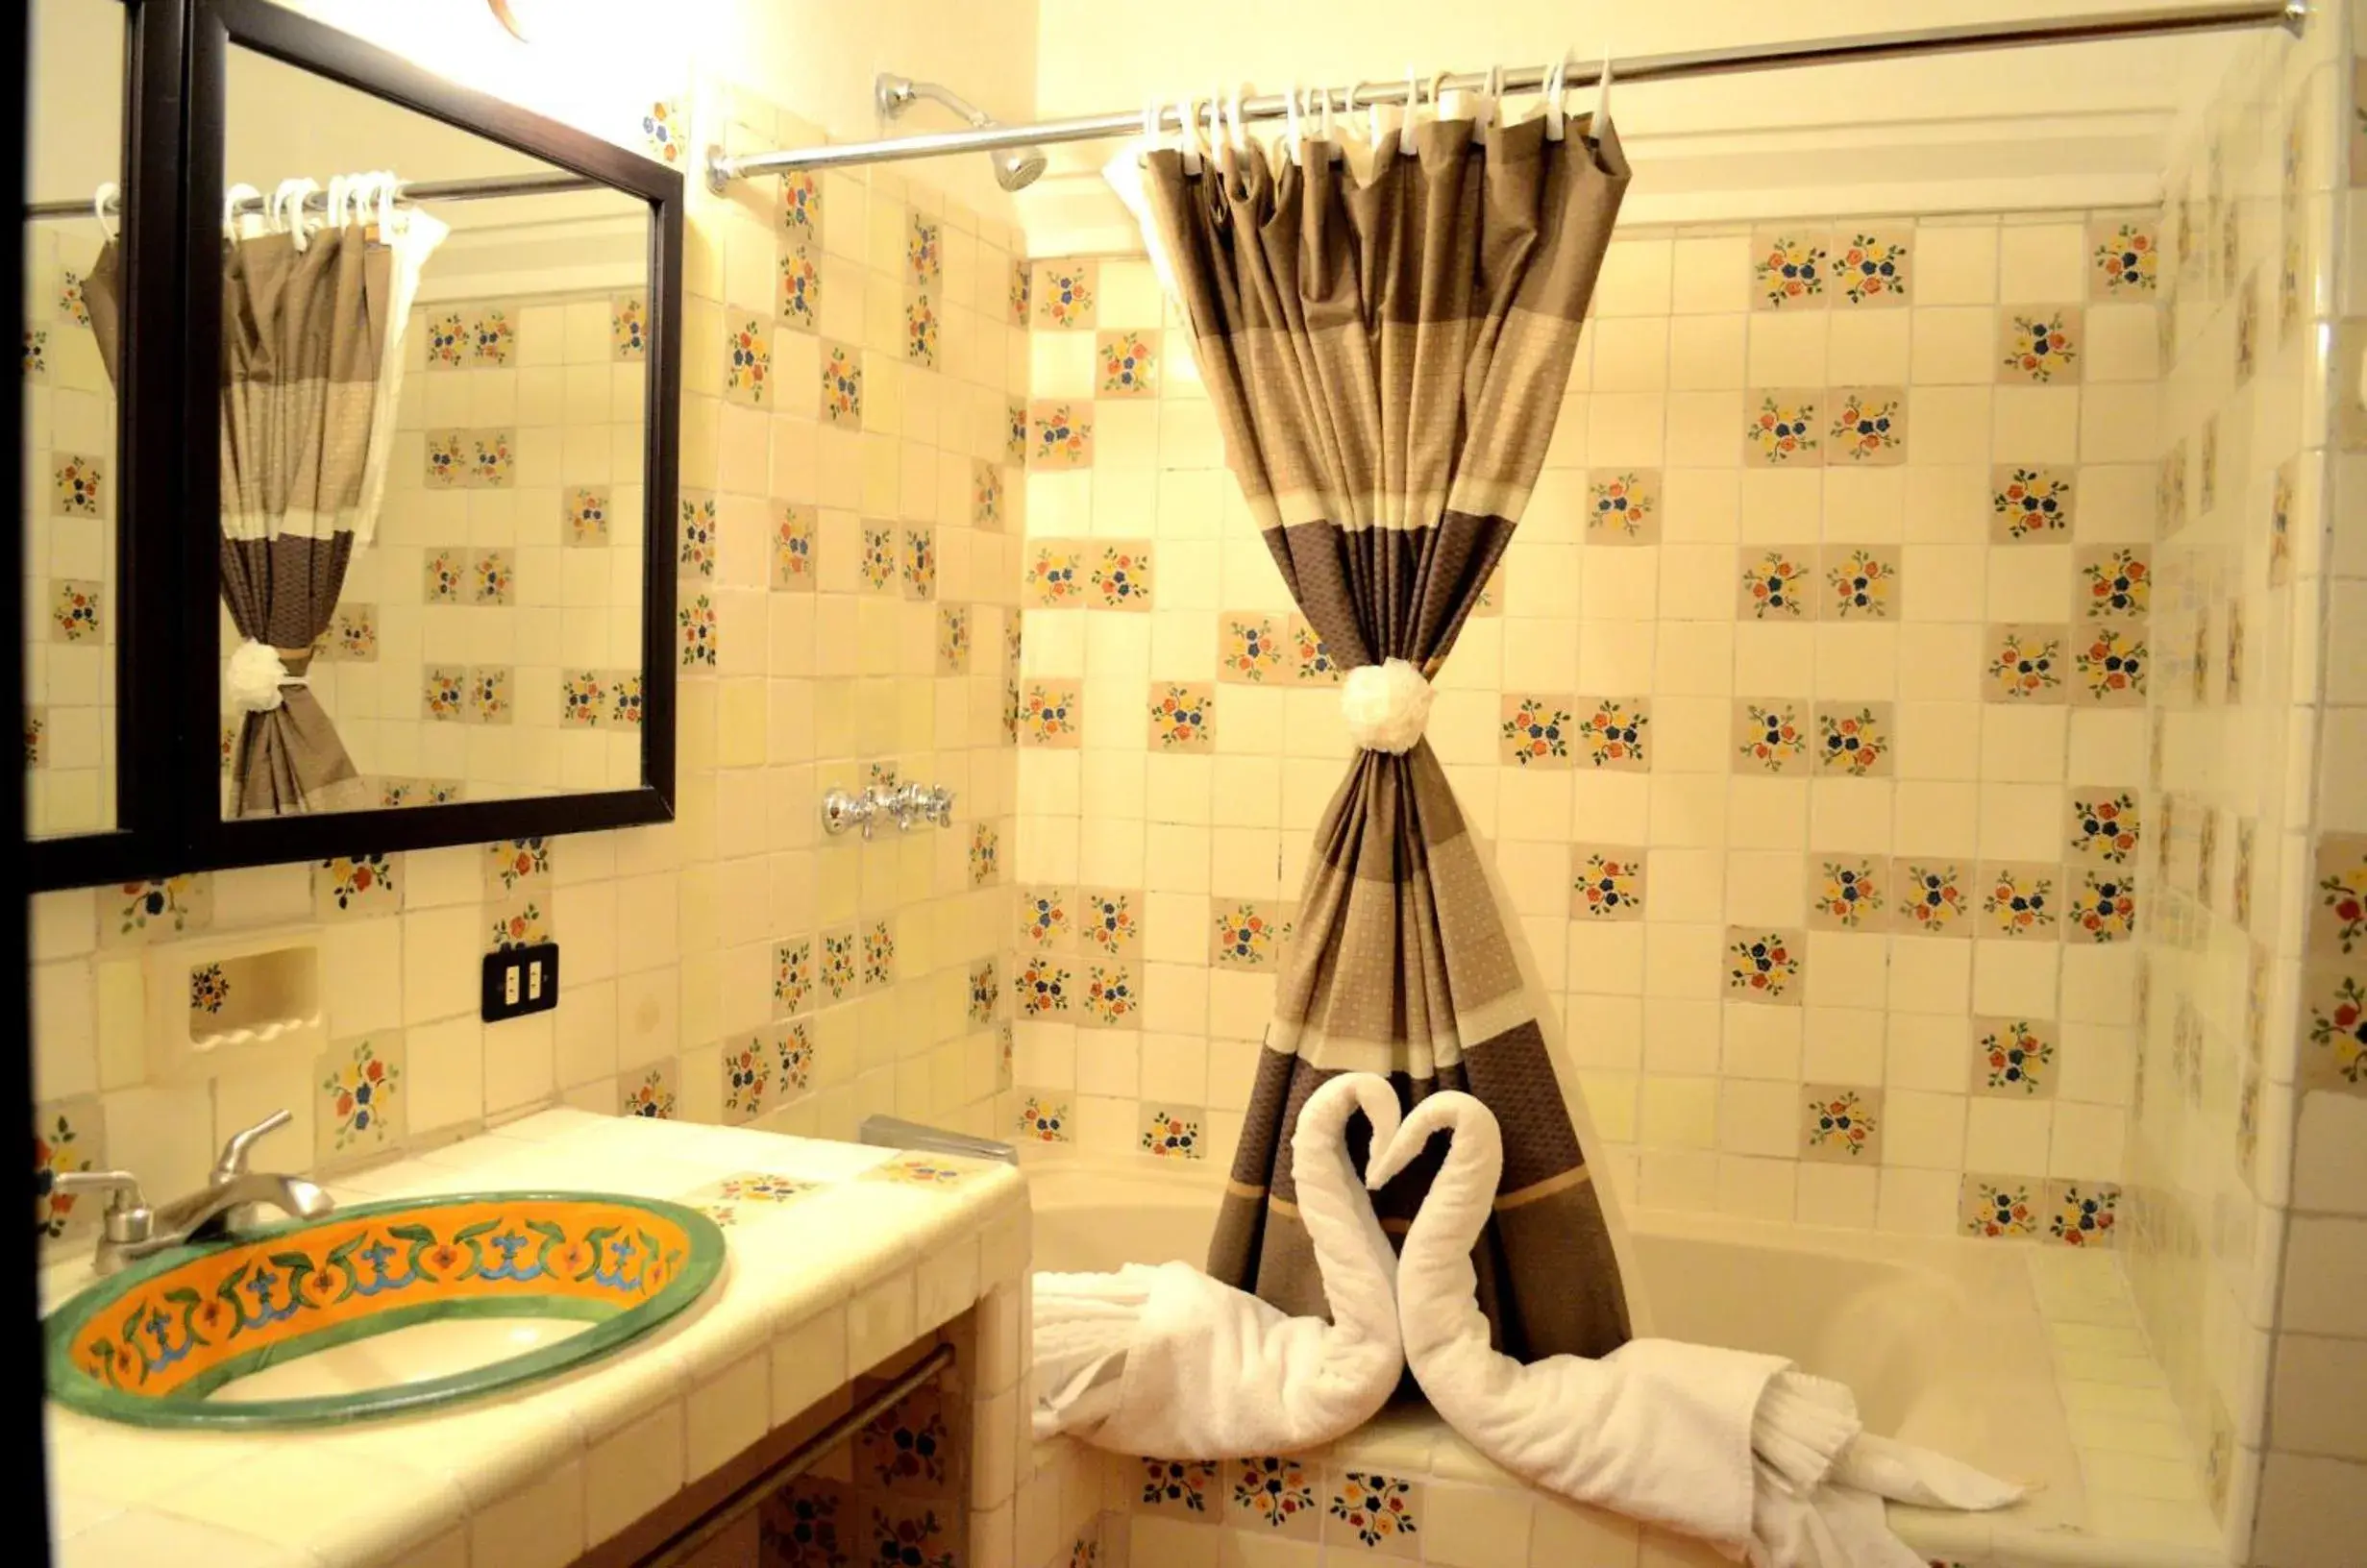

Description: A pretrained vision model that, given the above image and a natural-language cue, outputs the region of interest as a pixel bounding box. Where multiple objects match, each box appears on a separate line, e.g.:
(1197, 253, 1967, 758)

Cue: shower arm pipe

(705, 0, 2305, 192)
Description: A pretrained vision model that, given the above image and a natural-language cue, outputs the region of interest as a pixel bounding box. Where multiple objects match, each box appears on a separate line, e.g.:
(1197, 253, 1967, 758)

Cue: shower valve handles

(821, 782, 955, 839)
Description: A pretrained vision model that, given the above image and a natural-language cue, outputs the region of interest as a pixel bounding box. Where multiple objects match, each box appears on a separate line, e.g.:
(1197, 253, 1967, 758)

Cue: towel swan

(1030, 1071, 1406, 1458)
(1368, 1090, 2025, 1568)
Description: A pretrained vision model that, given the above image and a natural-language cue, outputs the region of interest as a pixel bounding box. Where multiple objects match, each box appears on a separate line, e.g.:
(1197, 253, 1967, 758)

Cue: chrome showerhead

(876, 72, 1046, 193)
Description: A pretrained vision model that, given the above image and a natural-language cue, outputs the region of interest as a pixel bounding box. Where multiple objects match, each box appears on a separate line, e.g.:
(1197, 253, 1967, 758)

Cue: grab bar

(858, 1115, 1018, 1166)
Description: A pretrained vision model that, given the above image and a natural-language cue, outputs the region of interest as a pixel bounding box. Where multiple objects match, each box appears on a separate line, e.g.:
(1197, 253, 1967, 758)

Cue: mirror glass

(22, 0, 127, 839)
(215, 44, 653, 819)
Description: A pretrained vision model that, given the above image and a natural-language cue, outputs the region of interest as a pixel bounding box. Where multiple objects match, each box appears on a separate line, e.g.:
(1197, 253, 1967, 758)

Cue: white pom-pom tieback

(227, 639, 308, 714)
(1340, 657, 1433, 755)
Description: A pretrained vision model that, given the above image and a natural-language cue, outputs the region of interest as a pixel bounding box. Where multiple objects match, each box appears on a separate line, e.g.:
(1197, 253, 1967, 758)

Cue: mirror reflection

(22, 0, 127, 839)
(217, 45, 652, 819)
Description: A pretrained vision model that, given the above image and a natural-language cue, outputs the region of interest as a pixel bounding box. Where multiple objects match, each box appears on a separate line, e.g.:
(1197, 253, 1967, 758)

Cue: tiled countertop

(40, 1109, 1030, 1568)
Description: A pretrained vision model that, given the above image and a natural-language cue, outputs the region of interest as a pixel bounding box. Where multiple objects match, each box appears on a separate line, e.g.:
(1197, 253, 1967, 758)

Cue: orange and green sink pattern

(44, 1191, 726, 1428)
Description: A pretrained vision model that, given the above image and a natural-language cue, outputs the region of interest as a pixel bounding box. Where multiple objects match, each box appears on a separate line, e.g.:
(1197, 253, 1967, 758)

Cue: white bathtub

(1021, 1155, 2226, 1568)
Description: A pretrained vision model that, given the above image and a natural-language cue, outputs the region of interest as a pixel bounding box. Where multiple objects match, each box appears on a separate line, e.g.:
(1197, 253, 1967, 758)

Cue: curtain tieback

(227, 639, 312, 714)
(1340, 658, 1432, 754)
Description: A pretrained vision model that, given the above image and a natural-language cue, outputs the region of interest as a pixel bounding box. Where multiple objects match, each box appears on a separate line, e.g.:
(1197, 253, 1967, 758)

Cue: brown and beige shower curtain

(1144, 111, 1632, 1361)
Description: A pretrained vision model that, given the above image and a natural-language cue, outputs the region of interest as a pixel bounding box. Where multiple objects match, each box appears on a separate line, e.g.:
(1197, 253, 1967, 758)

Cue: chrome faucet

(53, 1110, 334, 1276)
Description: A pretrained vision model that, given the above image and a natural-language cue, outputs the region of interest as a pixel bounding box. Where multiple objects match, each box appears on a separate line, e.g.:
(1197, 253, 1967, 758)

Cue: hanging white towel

(1031, 1071, 1404, 1458)
(1370, 1090, 2023, 1568)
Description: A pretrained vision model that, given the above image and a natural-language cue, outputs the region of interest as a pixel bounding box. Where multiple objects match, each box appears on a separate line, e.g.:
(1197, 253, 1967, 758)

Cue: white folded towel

(1030, 1071, 1405, 1458)
(1369, 1090, 2023, 1568)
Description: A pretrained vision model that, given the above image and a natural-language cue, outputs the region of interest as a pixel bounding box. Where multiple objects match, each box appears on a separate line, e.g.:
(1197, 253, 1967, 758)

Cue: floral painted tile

(1974, 1017, 2055, 1097)
(1726, 927, 1804, 1005)
(1211, 899, 1288, 968)
(48, 580, 102, 643)
(1960, 1175, 2040, 1238)
(424, 311, 468, 369)
(677, 491, 719, 580)
(2066, 869, 2137, 943)
(1834, 229, 1910, 306)
(1076, 890, 1139, 956)
(1576, 698, 1650, 771)
(777, 169, 821, 237)
(1148, 682, 1215, 752)
(1019, 682, 1081, 747)
(819, 927, 858, 1003)
(724, 316, 774, 406)
(1289, 613, 1342, 684)
(820, 339, 862, 428)
(771, 502, 814, 591)
(467, 665, 512, 725)
(972, 459, 1005, 531)
(639, 101, 684, 165)
(621, 1061, 678, 1120)
(1570, 846, 1645, 921)
(1017, 1094, 1072, 1142)
(1894, 861, 1973, 938)
(1220, 613, 1286, 683)
(774, 938, 813, 1016)
(678, 593, 718, 668)
(1751, 228, 1830, 309)
(486, 894, 547, 951)
(1808, 855, 1887, 931)
(935, 604, 971, 674)
(850, 525, 894, 595)
(2090, 218, 2158, 297)
(1985, 624, 2068, 703)
(304, 1033, 405, 1165)
(964, 959, 999, 1027)
(1826, 387, 1905, 465)
(468, 306, 515, 366)
(2072, 625, 2147, 706)
(1802, 1085, 1881, 1163)
(905, 212, 941, 288)
(1823, 545, 1899, 621)
(854, 1375, 951, 1498)
(2235, 275, 2260, 387)
(1738, 547, 1813, 619)
(470, 549, 514, 606)
(2075, 546, 2149, 619)
(1015, 953, 1073, 1018)
(1325, 1470, 1420, 1555)
(422, 665, 468, 723)
(562, 485, 610, 548)
(2068, 790, 2140, 864)
(1999, 308, 2081, 383)
(1990, 464, 2074, 542)
(2232, 819, 2258, 929)
(1007, 259, 1031, 327)
(1499, 693, 1575, 768)
(1979, 862, 2059, 939)
(901, 527, 937, 600)
(187, 962, 233, 1018)
(1097, 330, 1158, 397)
(1080, 965, 1141, 1029)
(2303, 968, 2367, 1091)
(23, 709, 41, 770)
(23, 329, 48, 380)
(1030, 400, 1094, 469)
(423, 429, 468, 489)
(1034, 259, 1098, 329)
(1813, 702, 1893, 777)
(1743, 391, 1821, 465)
(610, 294, 649, 360)
(56, 267, 90, 327)
(422, 547, 465, 605)
(775, 242, 821, 332)
(721, 1034, 775, 1125)
(606, 673, 643, 727)
(1025, 542, 1085, 608)
(2311, 835, 2367, 959)
(36, 1098, 104, 1239)
(469, 429, 515, 488)
(98, 874, 210, 948)
(1020, 888, 1071, 950)
(52, 453, 103, 517)
(1005, 398, 1028, 462)
(903, 288, 938, 370)
(860, 919, 896, 992)
(484, 837, 551, 897)
(1734, 700, 1810, 774)
(969, 822, 999, 887)
(1090, 543, 1152, 609)
(313, 852, 400, 920)
(2044, 1180, 2119, 1247)
(1225, 1457, 1319, 1537)
(1585, 468, 1660, 544)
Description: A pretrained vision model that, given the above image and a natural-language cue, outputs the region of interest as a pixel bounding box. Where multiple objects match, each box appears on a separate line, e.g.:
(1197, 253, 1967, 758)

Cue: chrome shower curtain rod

(706, 0, 2305, 190)
(23, 171, 598, 223)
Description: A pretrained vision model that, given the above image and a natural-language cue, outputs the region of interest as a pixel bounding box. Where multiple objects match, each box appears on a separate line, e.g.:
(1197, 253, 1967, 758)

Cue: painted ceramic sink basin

(44, 1191, 725, 1429)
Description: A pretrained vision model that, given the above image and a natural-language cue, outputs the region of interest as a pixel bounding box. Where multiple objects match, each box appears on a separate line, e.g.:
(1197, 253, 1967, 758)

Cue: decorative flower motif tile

(900, 527, 936, 600)
(1960, 1175, 2038, 1238)
(860, 919, 896, 992)
(424, 311, 468, 369)
(1326, 1470, 1420, 1553)
(1220, 614, 1285, 683)
(1034, 259, 1098, 329)
(819, 927, 858, 1003)
(1734, 700, 1810, 774)
(1080, 966, 1141, 1029)
(314, 852, 400, 920)
(934, 603, 971, 674)
(1019, 682, 1081, 747)
(1985, 625, 2067, 703)
(487, 894, 546, 951)
(467, 665, 512, 725)
(56, 267, 89, 327)
(1288, 613, 1341, 684)
(1007, 259, 1031, 327)
(2044, 1180, 2118, 1247)
(105, 876, 215, 948)
(1801, 1085, 1881, 1162)
(774, 938, 813, 1016)
(1989, 464, 2074, 542)
(1814, 703, 1892, 777)
(470, 550, 514, 606)
(1751, 229, 1829, 309)
(2234, 272, 2259, 387)
(1018, 1094, 1071, 1141)
(468, 306, 514, 366)
(484, 838, 551, 897)
(678, 492, 717, 579)
(1575, 698, 1649, 771)
(1090, 543, 1152, 609)
(2068, 790, 2139, 864)
(2312, 835, 2367, 958)
(820, 339, 862, 428)
(640, 101, 684, 165)
(905, 212, 940, 287)
(1097, 330, 1158, 397)
(1974, 1017, 2055, 1097)
(1148, 682, 1215, 751)
(1743, 391, 1821, 465)
(1823, 546, 1898, 619)
(1005, 398, 1028, 462)
(721, 1033, 781, 1124)
(1015, 956, 1072, 1017)
(861, 1154, 986, 1189)
(2072, 625, 2147, 705)
(607, 673, 643, 727)
(52, 453, 103, 517)
(422, 547, 464, 605)
(36, 1098, 104, 1239)
(22, 328, 48, 380)
(422, 665, 468, 723)
(1025, 542, 1084, 608)
(678, 593, 718, 667)
(1570, 846, 1645, 920)
(1979, 862, 2059, 939)
(972, 459, 1004, 531)
(969, 822, 999, 887)
(2075, 546, 2149, 619)
(618, 1061, 678, 1121)
(1738, 548, 1812, 619)
(2066, 869, 2137, 943)
(1726, 927, 1804, 1004)
(1834, 230, 1910, 305)
(317, 605, 377, 663)
(902, 288, 938, 369)
(963, 959, 999, 1027)
(1076, 890, 1138, 956)
(1212, 899, 1286, 968)
(1030, 400, 1094, 469)
(1826, 387, 1904, 465)
(2089, 218, 2158, 297)
(1586, 468, 1660, 544)
(1894, 862, 1971, 937)
(778, 170, 821, 236)
(773, 242, 822, 332)
(1808, 855, 1887, 931)
(1499, 693, 1575, 768)
(610, 294, 649, 360)
(1020, 888, 1070, 950)
(724, 316, 774, 406)
(188, 962, 232, 1017)
(48, 580, 102, 643)
(771, 502, 814, 590)
(2232, 819, 2257, 929)
(1224, 1456, 1321, 1538)
(854, 1376, 951, 1497)
(851, 525, 895, 596)
(1999, 308, 2081, 383)
(22, 709, 42, 770)
(2303, 968, 2367, 1091)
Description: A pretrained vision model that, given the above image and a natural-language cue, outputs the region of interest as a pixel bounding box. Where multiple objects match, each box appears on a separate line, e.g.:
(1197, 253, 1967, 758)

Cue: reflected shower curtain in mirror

(1143, 112, 1633, 1360)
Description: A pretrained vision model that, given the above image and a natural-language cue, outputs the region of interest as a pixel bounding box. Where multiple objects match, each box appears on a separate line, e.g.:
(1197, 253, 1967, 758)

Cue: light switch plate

(481, 942, 560, 1023)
